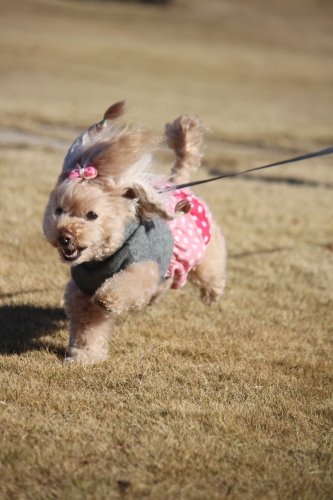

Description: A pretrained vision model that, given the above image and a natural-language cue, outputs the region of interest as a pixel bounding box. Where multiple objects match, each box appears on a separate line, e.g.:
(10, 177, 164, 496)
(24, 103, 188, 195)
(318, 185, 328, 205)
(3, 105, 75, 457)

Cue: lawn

(0, 0, 332, 498)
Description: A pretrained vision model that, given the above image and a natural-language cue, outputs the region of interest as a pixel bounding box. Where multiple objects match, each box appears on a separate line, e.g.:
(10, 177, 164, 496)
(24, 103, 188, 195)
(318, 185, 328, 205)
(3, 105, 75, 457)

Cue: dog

(43, 101, 227, 364)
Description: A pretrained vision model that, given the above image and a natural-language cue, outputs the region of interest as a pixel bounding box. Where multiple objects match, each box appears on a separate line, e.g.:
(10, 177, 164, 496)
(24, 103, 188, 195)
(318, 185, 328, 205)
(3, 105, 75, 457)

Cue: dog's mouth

(57, 230, 86, 263)
(61, 247, 86, 262)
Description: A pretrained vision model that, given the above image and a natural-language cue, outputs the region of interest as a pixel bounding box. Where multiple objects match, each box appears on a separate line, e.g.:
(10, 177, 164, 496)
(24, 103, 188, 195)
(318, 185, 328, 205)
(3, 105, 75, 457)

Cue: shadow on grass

(208, 168, 333, 189)
(0, 304, 67, 358)
(229, 246, 291, 259)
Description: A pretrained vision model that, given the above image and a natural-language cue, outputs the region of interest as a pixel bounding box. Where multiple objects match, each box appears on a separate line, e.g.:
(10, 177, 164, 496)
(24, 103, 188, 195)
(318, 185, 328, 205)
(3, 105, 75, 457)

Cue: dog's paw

(64, 349, 108, 365)
(92, 290, 122, 314)
(200, 286, 224, 306)
(64, 357, 75, 364)
(91, 293, 112, 311)
(64, 356, 100, 365)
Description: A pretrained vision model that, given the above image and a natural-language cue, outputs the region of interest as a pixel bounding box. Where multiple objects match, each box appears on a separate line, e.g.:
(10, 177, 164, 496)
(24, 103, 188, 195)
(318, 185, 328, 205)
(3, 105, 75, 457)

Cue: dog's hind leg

(64, 280, 114, 364)
(188, 218, 227, 306)
(165, 115, 204, 185)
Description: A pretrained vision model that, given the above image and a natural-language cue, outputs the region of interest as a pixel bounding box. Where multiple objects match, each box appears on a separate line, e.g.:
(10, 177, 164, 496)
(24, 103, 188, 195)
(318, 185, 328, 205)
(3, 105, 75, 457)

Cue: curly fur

(43, 102, 227, 364)
(165, 114, 205, 184)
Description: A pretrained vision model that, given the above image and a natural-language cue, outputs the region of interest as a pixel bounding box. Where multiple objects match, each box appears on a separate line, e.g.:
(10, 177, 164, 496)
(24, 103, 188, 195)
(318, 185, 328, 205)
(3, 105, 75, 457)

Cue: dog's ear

(124, 183, 175, 221)
(103, 100, 126, 121)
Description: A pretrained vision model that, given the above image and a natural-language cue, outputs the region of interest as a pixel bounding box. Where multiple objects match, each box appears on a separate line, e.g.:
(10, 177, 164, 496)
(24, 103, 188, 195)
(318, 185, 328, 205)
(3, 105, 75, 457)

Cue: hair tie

(69, 164, 97, 181)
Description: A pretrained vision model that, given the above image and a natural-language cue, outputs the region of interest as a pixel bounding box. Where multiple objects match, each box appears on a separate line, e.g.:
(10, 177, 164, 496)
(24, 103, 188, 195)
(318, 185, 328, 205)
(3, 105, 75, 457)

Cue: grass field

(0, 0, 333, 498)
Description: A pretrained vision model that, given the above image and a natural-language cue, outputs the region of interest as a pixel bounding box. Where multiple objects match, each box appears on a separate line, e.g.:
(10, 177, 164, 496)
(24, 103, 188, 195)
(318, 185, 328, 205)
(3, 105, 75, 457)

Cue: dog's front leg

(92, 260, 160, 314)
(64, 280, 114, 364)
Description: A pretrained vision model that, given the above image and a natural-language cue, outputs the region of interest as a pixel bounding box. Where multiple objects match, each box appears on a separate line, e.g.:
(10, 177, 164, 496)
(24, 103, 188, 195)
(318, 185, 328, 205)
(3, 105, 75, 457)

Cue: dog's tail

(165, 115, 205, 185)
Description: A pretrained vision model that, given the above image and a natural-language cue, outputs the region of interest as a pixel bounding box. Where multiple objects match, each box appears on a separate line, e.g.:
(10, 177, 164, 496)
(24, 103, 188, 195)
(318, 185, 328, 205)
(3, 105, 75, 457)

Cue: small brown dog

(43, 101, 227, 364)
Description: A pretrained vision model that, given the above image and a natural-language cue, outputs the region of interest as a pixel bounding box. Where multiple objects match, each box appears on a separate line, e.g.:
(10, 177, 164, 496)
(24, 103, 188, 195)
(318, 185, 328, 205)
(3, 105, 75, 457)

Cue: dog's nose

(59, 231, 74, 247)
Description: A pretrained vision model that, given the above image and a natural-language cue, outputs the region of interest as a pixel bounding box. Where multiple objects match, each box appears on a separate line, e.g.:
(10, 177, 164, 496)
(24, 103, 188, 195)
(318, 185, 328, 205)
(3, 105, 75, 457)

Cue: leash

(161, 146, 333, 193)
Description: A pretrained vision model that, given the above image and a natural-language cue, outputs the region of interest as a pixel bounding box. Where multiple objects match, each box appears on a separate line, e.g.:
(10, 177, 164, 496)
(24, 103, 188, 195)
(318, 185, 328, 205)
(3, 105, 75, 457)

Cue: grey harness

(71, 217, 174, 296)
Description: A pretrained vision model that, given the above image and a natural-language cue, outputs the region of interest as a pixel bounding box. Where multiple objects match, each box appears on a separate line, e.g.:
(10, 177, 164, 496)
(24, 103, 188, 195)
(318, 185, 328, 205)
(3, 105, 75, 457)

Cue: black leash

(161, 146, 333, 193)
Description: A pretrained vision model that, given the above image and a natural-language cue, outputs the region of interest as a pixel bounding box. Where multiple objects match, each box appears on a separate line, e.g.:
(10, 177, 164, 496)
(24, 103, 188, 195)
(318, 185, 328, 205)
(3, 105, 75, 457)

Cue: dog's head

(43, 101, 175, 265)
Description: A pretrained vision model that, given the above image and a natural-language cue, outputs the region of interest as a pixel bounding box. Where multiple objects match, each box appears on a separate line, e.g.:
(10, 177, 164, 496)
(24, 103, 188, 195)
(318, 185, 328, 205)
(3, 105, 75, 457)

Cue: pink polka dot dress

(165, 187, 211, 289)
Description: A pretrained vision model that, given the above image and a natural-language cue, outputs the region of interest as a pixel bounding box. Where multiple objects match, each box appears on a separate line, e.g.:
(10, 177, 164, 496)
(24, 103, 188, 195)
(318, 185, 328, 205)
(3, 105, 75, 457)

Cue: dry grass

(0, 0, 333, 499)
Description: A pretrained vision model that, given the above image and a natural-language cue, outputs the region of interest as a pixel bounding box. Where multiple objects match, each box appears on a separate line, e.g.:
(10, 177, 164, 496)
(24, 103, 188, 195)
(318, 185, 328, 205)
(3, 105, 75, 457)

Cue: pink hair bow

(69, 164, 97, 181)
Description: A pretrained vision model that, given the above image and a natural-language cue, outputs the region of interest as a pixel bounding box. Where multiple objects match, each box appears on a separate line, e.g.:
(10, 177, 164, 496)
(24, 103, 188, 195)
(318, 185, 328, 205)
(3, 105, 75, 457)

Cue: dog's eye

(55, 207, 63, 216)
(86, 211, 98, 220)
